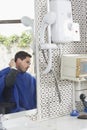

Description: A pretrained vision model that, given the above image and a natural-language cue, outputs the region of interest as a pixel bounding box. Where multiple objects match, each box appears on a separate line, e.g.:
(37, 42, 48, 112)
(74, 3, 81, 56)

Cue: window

(0, 0, 35, 75)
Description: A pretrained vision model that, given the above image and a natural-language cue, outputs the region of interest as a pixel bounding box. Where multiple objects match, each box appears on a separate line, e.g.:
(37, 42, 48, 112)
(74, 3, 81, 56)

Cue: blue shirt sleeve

(0, 67, 10, 98)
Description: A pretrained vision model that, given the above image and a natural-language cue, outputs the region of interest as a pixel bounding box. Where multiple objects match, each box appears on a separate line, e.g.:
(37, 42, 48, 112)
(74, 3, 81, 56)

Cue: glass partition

(0, 0, 37, 115)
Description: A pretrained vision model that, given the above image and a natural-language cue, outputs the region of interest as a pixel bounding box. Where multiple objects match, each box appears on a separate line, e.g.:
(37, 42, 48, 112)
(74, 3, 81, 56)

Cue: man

(0, 51, 36, 113)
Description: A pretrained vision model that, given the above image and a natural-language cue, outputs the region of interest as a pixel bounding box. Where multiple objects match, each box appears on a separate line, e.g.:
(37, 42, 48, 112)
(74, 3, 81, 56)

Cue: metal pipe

(0, 19, 21, 24)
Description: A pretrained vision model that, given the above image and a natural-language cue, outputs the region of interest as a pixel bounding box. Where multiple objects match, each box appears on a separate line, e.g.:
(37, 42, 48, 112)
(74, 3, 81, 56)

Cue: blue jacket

(0, 67, 36, 113)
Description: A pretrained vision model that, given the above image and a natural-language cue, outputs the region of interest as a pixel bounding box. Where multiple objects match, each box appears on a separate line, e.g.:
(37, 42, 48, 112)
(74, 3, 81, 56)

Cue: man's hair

(15, 51, 32, 62)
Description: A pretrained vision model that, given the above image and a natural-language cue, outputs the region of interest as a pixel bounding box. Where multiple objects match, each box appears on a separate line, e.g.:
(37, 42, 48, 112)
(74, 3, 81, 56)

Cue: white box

(61, 54, 87, 81)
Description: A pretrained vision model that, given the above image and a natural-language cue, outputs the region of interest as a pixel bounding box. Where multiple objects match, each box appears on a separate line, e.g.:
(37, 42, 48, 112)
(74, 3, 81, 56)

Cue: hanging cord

(51, 69, 61, 103)
(57, 43, 64, 79)
(41, 49, 61, 103)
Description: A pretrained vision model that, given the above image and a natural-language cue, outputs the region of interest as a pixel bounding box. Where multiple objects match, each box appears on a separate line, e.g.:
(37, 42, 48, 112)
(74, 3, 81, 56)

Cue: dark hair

(14, 51, 32, 62)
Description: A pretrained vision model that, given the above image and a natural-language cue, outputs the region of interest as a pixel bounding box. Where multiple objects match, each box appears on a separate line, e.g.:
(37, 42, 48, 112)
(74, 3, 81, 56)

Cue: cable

(41, 49, 61, 103)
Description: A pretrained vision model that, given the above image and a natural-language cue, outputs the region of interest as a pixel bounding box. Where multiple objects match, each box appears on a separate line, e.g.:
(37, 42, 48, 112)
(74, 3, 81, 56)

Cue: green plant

(0, 31, 33, 48)
(18, 32, 33, 47)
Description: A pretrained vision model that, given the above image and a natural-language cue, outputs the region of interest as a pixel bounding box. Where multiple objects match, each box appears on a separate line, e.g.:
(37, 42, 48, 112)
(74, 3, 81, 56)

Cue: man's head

(14, 51, 32, 72)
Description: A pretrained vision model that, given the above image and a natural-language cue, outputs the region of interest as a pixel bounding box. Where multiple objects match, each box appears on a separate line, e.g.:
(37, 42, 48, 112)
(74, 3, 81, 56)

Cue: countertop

(3, 111, 87, 130)
(33, 115, 87, 130)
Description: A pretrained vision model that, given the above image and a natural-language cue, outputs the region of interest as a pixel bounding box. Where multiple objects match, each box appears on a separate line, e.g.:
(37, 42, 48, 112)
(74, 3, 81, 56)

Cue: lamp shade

(21, 16, 33, 27)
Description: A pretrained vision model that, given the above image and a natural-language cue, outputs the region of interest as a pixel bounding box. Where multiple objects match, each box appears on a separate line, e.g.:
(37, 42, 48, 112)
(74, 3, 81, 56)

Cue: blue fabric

(0, 67, 36, 113)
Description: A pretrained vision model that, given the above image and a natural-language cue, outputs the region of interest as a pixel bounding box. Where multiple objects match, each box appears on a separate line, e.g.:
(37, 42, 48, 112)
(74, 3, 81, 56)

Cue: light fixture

(0, 16, 33, 27)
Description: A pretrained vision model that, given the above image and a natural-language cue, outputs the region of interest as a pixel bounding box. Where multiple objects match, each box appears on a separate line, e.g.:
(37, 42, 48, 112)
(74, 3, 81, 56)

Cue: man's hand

(9, 59, 16, 68)
(5, 59, 19, 88)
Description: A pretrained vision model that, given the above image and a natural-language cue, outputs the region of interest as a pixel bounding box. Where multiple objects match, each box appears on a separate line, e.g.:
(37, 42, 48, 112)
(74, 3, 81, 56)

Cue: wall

(35, 0, 87, 120)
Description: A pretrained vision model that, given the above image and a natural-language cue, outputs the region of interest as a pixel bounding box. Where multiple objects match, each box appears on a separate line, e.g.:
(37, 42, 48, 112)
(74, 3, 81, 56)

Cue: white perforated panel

(35, 0, 87, 120)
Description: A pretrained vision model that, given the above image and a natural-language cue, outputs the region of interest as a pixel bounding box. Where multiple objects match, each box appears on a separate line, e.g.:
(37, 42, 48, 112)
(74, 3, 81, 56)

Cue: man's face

(16, 56, 31, 72)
